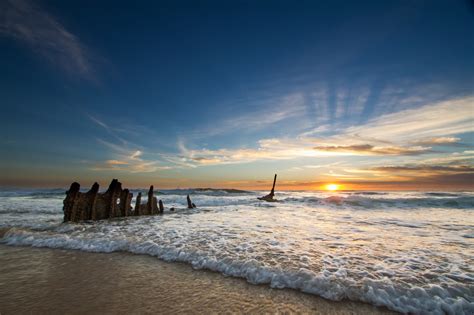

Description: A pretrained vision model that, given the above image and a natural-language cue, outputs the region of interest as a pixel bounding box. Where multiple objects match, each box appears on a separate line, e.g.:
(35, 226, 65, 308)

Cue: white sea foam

(1, 189, 473, 314)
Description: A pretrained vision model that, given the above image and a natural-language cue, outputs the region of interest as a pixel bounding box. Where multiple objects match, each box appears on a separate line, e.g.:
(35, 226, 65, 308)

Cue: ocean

(0, 188, 473, 314)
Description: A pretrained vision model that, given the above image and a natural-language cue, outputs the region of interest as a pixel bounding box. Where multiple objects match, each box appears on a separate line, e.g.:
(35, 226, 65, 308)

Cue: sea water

(0, 188, 473, 314)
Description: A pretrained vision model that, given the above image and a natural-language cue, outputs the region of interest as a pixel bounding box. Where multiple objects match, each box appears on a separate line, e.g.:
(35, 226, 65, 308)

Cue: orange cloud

(105, 160, 128, 165)
(412, 137, 460, 145)
(313, 144, 432, 155)
(372, 165, 474, 174)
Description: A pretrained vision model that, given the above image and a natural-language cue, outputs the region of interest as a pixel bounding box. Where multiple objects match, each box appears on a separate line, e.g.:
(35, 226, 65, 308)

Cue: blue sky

(1, 0, 473, 189)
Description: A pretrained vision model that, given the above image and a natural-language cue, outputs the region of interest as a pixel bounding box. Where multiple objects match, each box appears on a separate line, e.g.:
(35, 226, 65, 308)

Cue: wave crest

(282, 195, 474, 209)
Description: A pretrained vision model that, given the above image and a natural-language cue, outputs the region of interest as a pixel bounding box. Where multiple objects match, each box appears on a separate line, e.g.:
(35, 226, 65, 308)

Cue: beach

(0, 189, 473, 314)
(0, 244, 393, 314)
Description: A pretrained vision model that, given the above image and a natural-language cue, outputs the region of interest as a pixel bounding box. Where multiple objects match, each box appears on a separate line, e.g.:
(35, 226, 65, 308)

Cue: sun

(325, 184, 340, 191)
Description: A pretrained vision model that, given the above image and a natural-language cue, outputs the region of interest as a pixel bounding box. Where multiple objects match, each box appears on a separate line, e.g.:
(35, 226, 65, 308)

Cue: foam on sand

(0, 244, 396, 314)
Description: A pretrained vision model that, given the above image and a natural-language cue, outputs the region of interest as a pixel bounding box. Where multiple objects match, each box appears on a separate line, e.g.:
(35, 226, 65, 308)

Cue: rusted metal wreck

(63, 179, 195, 222)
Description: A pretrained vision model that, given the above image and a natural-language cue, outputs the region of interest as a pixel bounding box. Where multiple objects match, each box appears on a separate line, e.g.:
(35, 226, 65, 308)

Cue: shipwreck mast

(258, 174, 278, 202)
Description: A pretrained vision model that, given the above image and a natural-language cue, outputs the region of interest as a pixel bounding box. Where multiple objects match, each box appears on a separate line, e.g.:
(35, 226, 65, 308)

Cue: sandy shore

(0, 244, 396, 314)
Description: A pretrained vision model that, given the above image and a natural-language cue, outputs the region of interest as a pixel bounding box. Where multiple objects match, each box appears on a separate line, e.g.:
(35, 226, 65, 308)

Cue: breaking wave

(0, 189, 65, 199)
(282, 195, 474, 209)
(2, 226, 473, 315)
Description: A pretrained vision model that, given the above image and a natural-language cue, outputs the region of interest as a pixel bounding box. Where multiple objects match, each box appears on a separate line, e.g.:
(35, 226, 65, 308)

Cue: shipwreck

(63, 179, 196, 223)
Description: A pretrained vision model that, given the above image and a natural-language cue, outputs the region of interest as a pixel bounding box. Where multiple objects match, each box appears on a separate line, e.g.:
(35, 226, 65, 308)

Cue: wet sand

(0, 244, 395, 314)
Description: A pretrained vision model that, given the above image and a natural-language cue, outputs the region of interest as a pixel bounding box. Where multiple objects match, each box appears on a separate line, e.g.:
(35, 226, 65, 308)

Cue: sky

(0, 0, 473, 190)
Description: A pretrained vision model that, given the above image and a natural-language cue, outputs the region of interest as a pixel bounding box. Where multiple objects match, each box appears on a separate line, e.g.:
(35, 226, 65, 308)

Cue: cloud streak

(345, 97, 474, 142)
(372, 165, 474, 174)
(0, 0, 94, 80)
(411, 137, 461, 146)
(188, 92, 309, 138)
(313, 144, 432, 155)
(92, 140, 171, 173)
(367, 163, 474, 187)
(175, 96, 473, 167)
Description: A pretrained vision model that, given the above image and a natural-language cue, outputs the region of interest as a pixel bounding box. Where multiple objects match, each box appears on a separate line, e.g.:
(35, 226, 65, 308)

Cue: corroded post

(126, 191, 133, 215)
(152, 197, 158, 215)
(270, 174, 277, 197)
(159, 200, 164, 214)
(63, 182, 80, 222)
(119, 189, 132, 216)
(83, 182, 99, 221)
(106, 179, 122, 218)
(134, 192, 142, 216)
(146, 185, 154, 215)
(258, 174, 278, 202)
(187, 195, 196, 208)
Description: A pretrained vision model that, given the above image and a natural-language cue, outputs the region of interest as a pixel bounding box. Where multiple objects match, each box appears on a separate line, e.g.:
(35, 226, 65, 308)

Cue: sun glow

(325, 184, 340, 191)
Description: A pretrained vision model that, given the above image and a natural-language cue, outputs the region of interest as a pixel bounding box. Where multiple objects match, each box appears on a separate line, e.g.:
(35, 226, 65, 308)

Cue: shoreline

(0, 244, 396, 314)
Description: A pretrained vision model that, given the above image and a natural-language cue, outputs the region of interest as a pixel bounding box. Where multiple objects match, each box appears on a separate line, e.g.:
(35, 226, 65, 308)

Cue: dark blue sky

(1, 0, 473, 189)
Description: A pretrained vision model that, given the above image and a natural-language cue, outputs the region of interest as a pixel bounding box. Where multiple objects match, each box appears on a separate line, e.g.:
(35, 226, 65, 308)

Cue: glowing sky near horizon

(0, 0, 473, 190)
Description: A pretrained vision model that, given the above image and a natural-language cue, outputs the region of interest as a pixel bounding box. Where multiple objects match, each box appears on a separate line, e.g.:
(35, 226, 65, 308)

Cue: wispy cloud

(313, 144, 432, 155)
(92, 140, 171, 173)
(373, 164, 473, 173)
(303, 162, 343, 169)
(0, 0, 95, 80)
(413, 151, 474, 166)
(93, 159, 170, 173)
(368, 164, 474, 186)
(88, 115, 110, 131)
(130, 150, 142, 159)
(303, 79, 458, 130)
(105, 160, 128, 166)
(188, 92, 308, 138)
(175, 96, 473, 167)
(411, 137, 461, 145)
(87, 113, 176, 150)
(345, 97, 474, 142)
(227, 93, 306, 130)
(176, 137, 322, 166)
(88, 114, 139, 149)
(86, 113, 178, 173)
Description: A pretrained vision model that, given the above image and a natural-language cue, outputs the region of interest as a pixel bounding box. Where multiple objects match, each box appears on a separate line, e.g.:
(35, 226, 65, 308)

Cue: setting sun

(325, 184, 340, 191)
